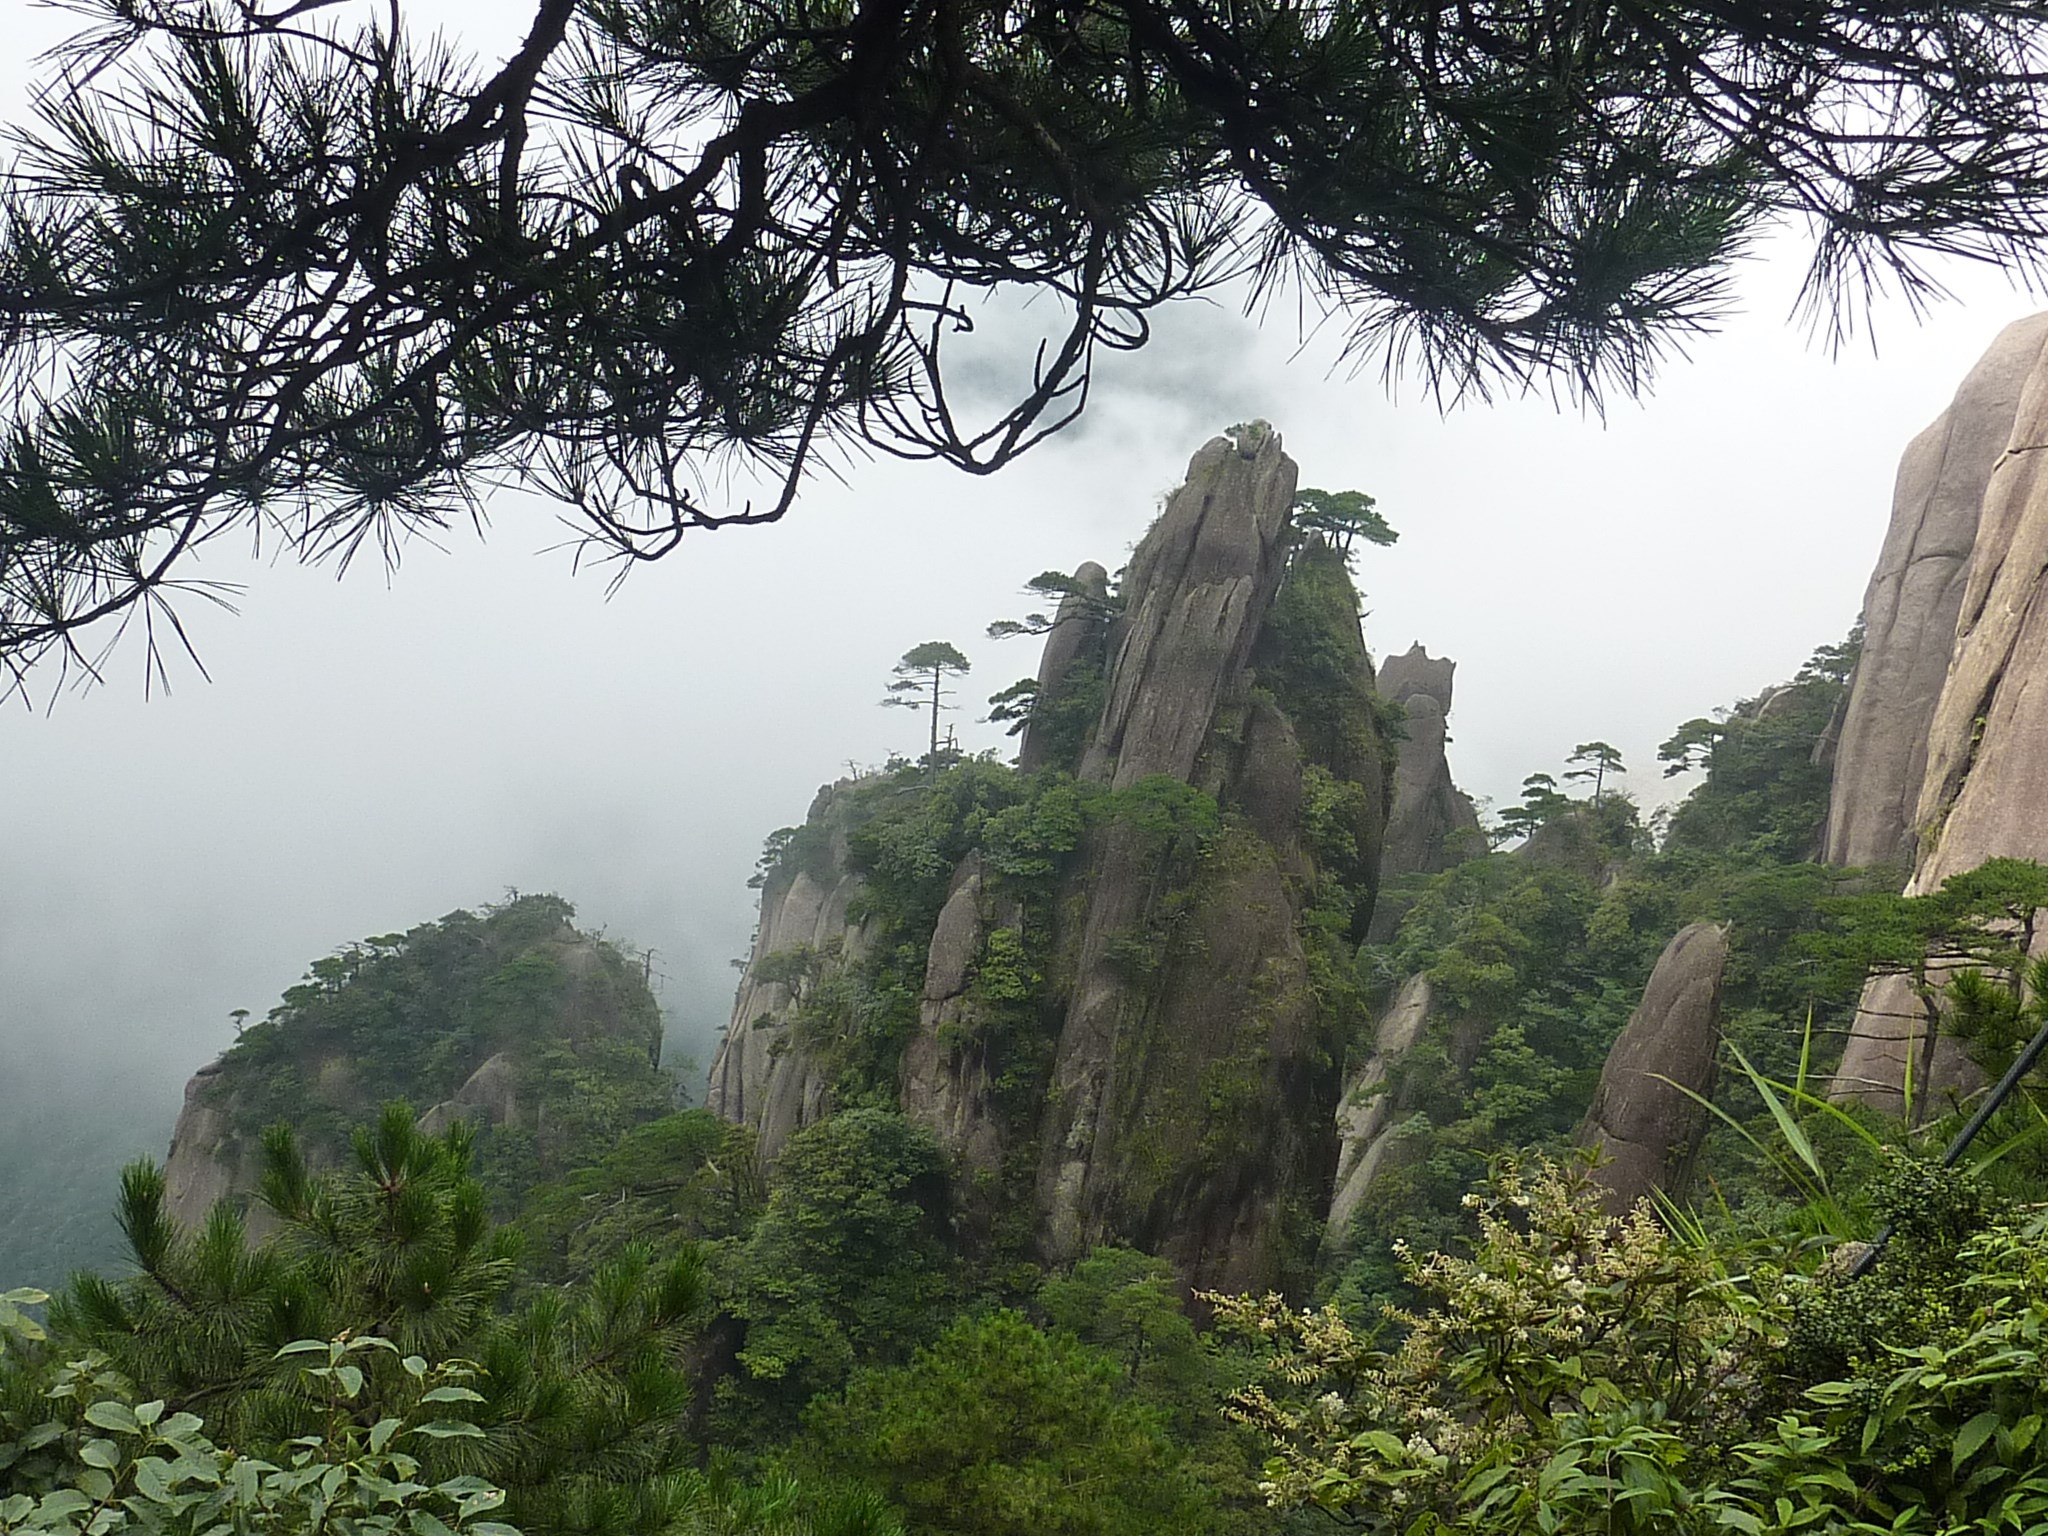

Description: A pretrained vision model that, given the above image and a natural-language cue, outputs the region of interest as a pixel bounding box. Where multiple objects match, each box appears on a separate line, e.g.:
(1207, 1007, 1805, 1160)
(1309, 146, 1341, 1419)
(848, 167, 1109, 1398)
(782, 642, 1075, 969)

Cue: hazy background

(2, 0, 2042, 1279)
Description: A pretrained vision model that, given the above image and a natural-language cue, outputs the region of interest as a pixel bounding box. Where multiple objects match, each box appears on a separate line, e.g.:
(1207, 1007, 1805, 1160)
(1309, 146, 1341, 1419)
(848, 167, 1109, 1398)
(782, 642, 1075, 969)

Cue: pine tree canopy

(3, 0, 2047, 681)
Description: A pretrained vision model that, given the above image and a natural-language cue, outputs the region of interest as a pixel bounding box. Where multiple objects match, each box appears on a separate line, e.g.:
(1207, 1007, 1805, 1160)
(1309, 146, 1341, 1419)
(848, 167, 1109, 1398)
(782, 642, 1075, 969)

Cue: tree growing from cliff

(8, 0, 2048, 685)
(985, 572, 1121, 642)
(882, 642, 971, 780)
(1563, 742, 1627, 806)
(1291, 490, 1398, 561)
(1808, 857, 2048, 1113)
(1492, 773, 1574, 843)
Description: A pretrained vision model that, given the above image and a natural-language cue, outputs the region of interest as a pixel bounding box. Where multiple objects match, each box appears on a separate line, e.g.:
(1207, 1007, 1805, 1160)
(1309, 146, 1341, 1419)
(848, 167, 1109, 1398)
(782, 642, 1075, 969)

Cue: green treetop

(1291, 489, 1397, 560)
(1562, 741, 1627, 806)
(882, 642, 971, 778)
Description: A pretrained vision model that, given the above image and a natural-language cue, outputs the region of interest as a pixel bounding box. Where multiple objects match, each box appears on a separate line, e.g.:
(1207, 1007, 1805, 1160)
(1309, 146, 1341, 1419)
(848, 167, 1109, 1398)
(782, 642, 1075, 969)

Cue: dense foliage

(196, 894, 672, 1217)
(1329, 634, 1887, 1304)
(25, 536, 2048, 1536)
(1221, 1153, 2048, 1536)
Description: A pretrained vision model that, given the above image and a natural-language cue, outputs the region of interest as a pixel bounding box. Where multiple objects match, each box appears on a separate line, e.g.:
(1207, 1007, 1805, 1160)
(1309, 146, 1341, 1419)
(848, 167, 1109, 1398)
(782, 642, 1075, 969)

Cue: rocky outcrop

(1576, 922, 1728, 1214)
(1828, 314, 2048, 1114)
(1018, 562, 1111, 774)
(162, 900, 666, 1229)
(164, 1062, 255, 1229)
(1824, 314, 2048, 871)
(1037, 425, 1329, 1292)
(1075, 429, 1298, 789)
(417, 1052, 520, 1136)
(704, 783, 866, 1164)
(1372, 645, 1482, 936)
(1325, 974, 1436, 1245)
(1909, 342, 2048, 886)
(899, 854, 1015, 1181)
(712, 423, 1390, 1293)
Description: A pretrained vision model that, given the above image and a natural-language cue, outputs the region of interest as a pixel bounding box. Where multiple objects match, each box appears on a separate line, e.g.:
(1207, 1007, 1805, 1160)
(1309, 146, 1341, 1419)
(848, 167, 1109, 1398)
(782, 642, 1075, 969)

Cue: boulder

(1576, 922, 1728, 1215)
(1825, 313, 2048, 870)
(417, 1052, 520, 1135)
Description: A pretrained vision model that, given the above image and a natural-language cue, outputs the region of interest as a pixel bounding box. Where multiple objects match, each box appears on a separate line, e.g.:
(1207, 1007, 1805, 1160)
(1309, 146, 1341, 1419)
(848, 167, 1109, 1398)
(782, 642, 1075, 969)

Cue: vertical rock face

(711, 424, 1389, 1293)
(1576, 922, 1728, 1215)
(1373, 645, 1482, 934)
(704, 782, 864, 1164)
(1325, 973, 1436, 1245)
(164, 1063, 255, 1229)
(898, 853, 1015, 1181)
(1910, 347, 2048, 887)
(1824, 314, 2048, 871)
(1018, 562, 1111, 774)
(1038, 426, 1316, 1291)
(1077, 430, 1298, 788)
(1828, 314, 2048, 1114)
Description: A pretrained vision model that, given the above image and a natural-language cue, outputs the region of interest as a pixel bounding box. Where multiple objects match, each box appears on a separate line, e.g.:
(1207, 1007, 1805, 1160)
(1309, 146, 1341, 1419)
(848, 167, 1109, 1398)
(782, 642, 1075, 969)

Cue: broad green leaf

(1955, 1411, 2003, 1471)
(83, 1402, 139, 1436)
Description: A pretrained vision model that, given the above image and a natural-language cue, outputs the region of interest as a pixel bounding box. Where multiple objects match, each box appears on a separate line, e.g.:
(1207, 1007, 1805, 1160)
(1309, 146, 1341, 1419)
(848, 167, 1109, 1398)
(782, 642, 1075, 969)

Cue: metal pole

(1846, 1010, 2048, 1280)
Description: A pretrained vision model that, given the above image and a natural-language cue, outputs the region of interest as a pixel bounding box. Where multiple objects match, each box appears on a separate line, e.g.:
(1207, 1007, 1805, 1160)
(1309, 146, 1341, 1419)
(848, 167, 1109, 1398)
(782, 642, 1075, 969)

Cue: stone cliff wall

(704, 782, 867, 1164)
(711, 424, 1391, 1293)
(1825, 315, 2048, 871)
(1830, 314, 2048, 1114)
(1041, 428, 1307, 1286)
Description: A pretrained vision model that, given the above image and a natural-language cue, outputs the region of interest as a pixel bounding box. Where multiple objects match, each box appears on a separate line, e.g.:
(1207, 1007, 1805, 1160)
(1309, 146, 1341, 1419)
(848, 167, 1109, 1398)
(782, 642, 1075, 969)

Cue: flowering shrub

(1214, 1156, 2048, 1536)
(1210, 1158, 1774, 1531)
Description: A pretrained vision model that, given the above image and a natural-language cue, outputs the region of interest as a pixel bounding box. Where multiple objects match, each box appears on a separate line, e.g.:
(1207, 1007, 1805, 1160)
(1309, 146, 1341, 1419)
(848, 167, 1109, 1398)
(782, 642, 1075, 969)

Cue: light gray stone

(704, 781, 869, 1163)
(1018, 562, 1111, 773)
(900, 854, 1014, 1180)
(1040, 426, 1299, 1274)
(1825, 313, 2048, 870)
(417, 1052, 520, 1135)
(1576, 922, 1728, 1215)
(1326, 974, 1435, 1243)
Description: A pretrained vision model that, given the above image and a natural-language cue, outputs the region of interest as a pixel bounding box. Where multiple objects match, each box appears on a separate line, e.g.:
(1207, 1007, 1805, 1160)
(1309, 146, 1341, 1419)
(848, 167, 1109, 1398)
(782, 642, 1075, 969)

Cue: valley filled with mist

(14, 2, 2048, 1532)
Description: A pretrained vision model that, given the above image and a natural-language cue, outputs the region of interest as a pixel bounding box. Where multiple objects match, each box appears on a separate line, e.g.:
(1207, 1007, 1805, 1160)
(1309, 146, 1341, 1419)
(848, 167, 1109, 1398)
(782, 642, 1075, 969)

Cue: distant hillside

(161, 893, 674, 1229)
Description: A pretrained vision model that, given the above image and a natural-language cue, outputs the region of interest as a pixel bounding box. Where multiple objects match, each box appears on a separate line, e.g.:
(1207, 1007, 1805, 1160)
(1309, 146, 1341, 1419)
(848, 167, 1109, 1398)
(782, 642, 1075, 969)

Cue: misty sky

(3, 1, 2046, 1236)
